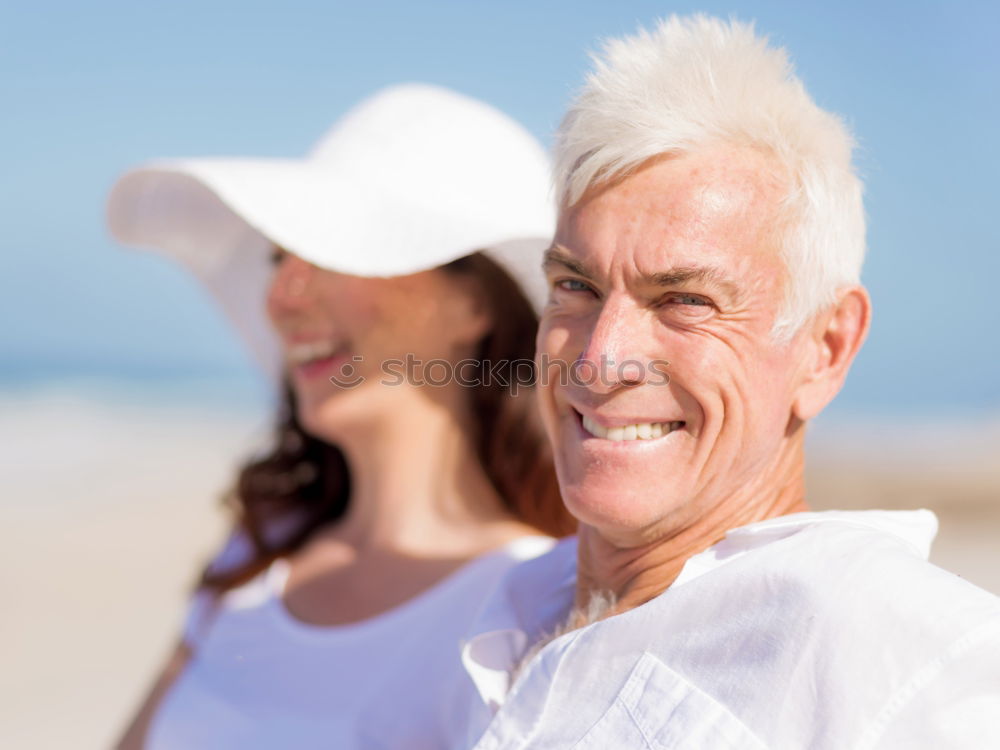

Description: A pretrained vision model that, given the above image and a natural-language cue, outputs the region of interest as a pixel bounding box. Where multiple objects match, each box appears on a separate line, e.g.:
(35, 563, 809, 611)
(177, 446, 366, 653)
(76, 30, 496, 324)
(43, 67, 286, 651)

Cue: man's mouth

(579, 412, 685, 442)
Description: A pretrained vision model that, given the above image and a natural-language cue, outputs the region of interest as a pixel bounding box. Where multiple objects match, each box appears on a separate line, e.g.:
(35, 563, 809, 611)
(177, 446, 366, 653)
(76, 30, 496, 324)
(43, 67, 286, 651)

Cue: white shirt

(457, 511, 1000, 749)
(146, 535, 554, 750)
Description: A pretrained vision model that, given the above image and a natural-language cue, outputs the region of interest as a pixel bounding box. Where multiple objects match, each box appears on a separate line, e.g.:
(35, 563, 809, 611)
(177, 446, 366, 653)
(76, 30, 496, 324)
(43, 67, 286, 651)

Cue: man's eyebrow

(542, 247, 593, 279)
(543, 248, 741, 301)
(646, 266, 741, 300)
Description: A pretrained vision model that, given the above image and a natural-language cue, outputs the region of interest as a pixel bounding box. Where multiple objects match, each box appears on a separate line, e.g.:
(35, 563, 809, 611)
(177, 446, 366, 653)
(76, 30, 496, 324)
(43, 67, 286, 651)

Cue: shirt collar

(460, 509, 939, 711)
(725, 509, 937, 556)
(460, 536, 577, 711)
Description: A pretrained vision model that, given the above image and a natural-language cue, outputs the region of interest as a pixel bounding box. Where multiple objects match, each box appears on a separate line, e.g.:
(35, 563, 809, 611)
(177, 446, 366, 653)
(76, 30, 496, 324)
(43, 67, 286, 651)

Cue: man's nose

(575, 296, 649, 394)
(267, 253, 316, 311)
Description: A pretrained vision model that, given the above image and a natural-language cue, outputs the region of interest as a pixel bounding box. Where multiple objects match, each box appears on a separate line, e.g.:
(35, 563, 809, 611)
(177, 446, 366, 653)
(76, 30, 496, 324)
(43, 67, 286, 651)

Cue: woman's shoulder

(181, 525, 289, 647)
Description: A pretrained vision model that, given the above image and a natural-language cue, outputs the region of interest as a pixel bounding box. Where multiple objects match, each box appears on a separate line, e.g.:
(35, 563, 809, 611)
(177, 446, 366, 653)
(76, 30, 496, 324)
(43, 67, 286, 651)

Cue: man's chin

(559, 483, 677, 547)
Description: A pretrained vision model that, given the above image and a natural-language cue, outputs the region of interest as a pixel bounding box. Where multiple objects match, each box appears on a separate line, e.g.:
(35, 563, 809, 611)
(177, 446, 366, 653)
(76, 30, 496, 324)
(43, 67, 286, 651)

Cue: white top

(146, 535, 554, 750)
(456, 511, 1000, 749)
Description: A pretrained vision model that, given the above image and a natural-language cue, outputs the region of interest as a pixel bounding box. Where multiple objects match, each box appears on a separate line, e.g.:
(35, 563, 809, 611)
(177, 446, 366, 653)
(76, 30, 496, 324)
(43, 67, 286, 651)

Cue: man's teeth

(288, 341, 338, 366)
(581, 415, 683, 441)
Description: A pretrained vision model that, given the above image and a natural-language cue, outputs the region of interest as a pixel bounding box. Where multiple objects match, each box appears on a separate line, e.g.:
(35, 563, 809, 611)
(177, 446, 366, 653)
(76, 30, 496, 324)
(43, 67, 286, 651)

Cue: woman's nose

(267, 252, 316, 312)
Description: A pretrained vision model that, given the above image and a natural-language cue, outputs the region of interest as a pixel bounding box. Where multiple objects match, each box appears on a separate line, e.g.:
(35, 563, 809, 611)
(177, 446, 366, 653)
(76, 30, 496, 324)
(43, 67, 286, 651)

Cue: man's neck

(574, 442, 809, 616)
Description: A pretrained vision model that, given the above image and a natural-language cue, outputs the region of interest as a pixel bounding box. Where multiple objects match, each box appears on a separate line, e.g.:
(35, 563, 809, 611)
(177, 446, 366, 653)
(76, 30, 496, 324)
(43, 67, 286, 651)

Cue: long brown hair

(201, 251, 573, 592)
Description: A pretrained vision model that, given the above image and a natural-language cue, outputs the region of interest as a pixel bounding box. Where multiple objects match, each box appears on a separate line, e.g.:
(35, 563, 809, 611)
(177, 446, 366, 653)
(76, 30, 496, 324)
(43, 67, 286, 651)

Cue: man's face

(538, 145, 811, 544)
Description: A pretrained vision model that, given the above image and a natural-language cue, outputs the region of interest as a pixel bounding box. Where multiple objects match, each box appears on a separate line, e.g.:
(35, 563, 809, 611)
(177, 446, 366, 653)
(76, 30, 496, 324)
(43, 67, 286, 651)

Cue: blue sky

(2, 0, 997, 416)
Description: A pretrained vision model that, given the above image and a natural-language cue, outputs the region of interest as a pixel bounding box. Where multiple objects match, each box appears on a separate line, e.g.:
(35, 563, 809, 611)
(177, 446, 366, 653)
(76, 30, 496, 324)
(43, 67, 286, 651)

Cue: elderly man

(453, 15, 1000, 750)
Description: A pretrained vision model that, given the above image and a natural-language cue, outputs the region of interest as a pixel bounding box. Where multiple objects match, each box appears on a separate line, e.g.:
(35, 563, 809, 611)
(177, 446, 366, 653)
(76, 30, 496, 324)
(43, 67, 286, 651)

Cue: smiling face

(538, 145, 819, 545)
(266, 249, 490, 443)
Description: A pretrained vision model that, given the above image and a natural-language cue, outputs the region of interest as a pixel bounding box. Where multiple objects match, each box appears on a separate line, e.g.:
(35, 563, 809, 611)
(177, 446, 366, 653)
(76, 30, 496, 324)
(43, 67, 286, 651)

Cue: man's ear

(792, 286, 871, 421)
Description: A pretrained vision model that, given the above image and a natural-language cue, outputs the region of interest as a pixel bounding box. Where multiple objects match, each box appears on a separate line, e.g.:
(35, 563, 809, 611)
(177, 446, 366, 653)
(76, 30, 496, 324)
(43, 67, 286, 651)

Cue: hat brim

(107, 158, 552, 382)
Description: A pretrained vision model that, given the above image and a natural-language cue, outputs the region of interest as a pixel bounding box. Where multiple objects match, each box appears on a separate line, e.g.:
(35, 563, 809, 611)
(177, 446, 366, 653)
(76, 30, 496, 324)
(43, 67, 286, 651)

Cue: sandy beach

(1, 391, 265, 749)
(2, 390, 997, 749)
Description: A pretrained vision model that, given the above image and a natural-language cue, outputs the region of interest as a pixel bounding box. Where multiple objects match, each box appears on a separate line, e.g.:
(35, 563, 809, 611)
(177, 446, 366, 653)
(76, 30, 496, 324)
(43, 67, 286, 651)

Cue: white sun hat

(106, 83, 555, 383)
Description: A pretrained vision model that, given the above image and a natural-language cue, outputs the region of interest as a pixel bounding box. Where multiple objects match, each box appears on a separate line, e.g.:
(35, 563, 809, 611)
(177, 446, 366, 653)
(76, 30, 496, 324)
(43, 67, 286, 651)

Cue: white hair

(554, 15, 866, 337)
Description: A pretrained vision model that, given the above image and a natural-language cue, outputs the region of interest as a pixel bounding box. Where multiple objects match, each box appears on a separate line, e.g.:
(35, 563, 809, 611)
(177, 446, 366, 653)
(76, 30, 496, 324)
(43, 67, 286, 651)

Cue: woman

(107, 84, 573, 749)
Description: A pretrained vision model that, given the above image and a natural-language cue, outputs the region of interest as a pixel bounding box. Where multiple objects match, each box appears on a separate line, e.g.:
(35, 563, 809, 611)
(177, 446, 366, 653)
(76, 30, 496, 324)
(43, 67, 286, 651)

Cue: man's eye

(556, 279, 593, 293)
(668, 294, 710, 306)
